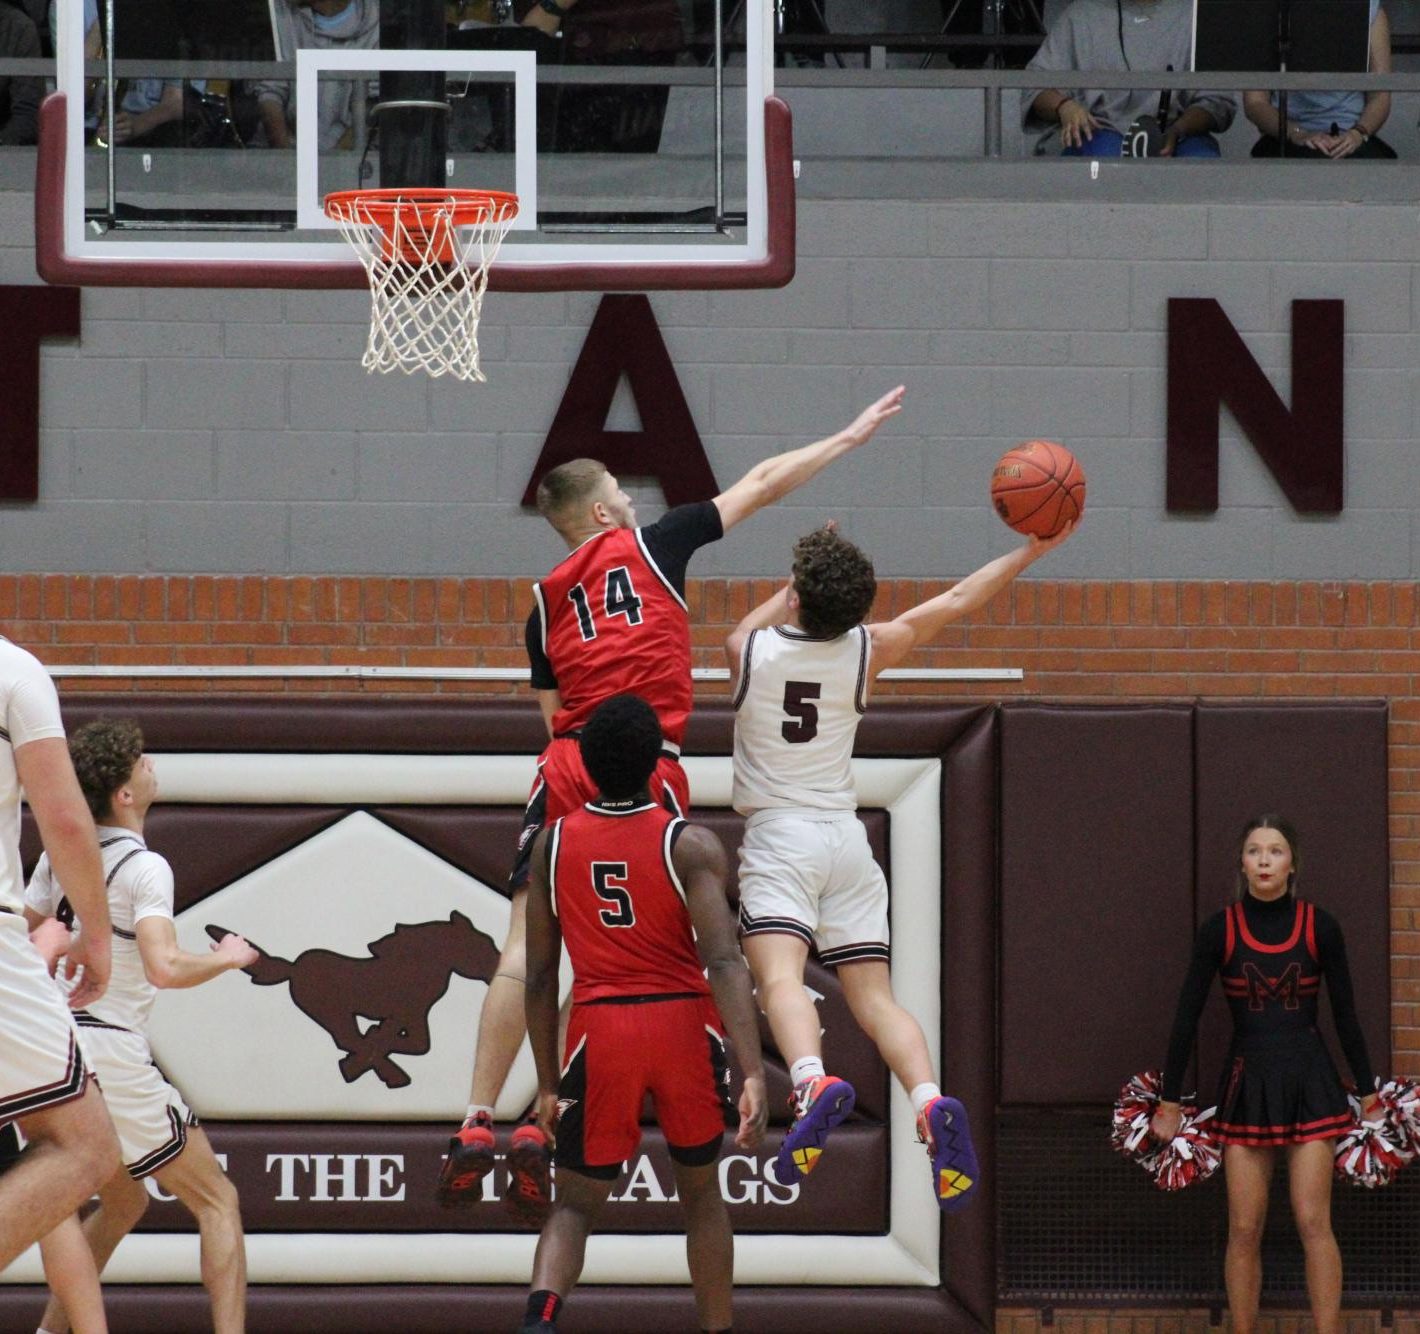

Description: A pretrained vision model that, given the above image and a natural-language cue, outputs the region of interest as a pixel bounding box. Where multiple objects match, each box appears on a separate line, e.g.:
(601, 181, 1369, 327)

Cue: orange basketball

(990, 440, 1086, 539)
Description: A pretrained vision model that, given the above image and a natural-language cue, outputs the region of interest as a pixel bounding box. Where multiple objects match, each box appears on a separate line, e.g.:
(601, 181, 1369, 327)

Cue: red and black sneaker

(436, 1111, 495, 1207)
(505, 1115, 553, 1227)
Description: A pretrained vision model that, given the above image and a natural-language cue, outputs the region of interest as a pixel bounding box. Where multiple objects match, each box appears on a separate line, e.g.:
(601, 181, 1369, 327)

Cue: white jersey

(0, 638, 66, 915)
(26, 826, 175, 1033)
(731, 624, 871, 815)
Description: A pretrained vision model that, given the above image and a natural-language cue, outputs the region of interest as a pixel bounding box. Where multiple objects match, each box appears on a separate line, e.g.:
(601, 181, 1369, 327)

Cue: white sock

(465, 1103, 494, 1123)
(910, 1082, 942, 1117)
(789, 1057, 825, 1086)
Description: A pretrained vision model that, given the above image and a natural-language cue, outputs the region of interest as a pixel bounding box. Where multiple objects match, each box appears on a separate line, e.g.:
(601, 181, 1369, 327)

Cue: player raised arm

(712, 386, 905, 533)
(524, 827, 564, 1140)
(673, 824, 767, 1150)
(867, 523, 1075, 677)
(16, 737, 110, 1007)
(724, 584, 791, 673)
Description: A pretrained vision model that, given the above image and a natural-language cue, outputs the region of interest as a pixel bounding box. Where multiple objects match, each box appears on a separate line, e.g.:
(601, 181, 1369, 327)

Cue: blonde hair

(535, 459, 609, 536)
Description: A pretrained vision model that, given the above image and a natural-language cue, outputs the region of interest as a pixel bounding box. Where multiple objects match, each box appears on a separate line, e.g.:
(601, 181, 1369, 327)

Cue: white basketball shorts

(74, 1020, 196, 1178)
(736, 810, 890, 966)
(0, 911, 90, 1123)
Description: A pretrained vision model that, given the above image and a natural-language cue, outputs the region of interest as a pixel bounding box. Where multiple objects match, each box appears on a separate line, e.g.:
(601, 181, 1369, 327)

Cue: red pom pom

(1151, 1107, 1223, 1192)
(1110, 1070, 1221, 1191)
(1334, 1081, 1416, 1189)
(1378, 1078, 1420, 1159)
(1110, 1070, 1163, 1167)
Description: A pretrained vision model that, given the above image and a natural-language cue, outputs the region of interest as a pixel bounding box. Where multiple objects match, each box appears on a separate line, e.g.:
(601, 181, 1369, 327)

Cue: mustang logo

(207, 912, 500, 1088)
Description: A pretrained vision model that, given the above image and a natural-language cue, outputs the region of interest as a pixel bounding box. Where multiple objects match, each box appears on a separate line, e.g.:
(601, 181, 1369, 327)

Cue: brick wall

(17, 570, 1418, 1330)
(20, 570, 1419, 1075)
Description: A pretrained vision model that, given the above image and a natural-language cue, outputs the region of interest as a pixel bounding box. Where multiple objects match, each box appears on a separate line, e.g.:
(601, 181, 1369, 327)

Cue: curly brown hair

(69, 719, 145, 820)
(792, 528, 877, 639)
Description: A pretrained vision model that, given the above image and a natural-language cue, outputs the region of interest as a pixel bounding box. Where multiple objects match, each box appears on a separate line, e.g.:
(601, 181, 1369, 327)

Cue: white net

(325, 190, 519, 383)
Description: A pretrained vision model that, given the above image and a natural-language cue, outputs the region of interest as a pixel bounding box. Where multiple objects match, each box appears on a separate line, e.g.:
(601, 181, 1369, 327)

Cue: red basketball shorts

(510, 735, 689, 887)
(555, 994, 730, 1177)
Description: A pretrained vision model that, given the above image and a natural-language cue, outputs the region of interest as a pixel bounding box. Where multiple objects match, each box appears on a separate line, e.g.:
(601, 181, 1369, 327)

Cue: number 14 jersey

(731, 624, 871, 816)
(528, 504, 723, 750)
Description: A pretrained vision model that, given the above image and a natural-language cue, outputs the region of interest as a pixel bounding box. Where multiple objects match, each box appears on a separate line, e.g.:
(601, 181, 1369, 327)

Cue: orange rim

(323, 188, 518, 228)
(324, 189, 518, 265)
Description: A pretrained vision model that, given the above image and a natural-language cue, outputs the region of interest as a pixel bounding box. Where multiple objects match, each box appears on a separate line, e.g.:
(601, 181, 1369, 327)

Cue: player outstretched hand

(736, 1074, 768, 1150)
(840, 386, 905, 450)
(1027, 519, 1076, 558)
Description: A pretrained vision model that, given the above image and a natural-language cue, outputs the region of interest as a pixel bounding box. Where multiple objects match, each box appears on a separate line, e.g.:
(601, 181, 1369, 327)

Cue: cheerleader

(1150, 815, 1379, 1334)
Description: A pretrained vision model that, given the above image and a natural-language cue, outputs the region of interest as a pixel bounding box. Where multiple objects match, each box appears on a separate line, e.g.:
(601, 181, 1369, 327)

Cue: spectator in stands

(1242, 0, 1394, 158)
(254, 0, 380, 150)
(1023, 0, 1235, 157)
(0, 0, 43, 146)
(517, 0, 683, 152)
(57, 0, 193, 148)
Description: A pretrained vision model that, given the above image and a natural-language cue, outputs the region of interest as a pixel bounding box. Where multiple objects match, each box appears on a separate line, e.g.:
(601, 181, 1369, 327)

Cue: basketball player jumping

(728, 519, 1072, 1208)
(25, 720, 256, 1334)
(437, 387, 905, 1221)
(517, 694, 767, 1334)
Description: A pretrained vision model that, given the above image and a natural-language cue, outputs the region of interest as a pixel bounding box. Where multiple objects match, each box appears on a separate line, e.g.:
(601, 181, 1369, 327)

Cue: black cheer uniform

(1162, 893, 1374, 1147)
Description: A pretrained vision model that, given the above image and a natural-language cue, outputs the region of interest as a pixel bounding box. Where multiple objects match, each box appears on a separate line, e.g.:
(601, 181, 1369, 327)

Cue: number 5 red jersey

(547, 802, 711, 1005)
(533, 528, 695, 748)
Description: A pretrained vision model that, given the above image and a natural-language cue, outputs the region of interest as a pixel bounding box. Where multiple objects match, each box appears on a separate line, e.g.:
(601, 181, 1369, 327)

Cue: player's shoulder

(108, 839, 172, 879)
(1304, 899, 1342, 932)
(0, 637, 48, 682)
(1197, 905, 1230, 940)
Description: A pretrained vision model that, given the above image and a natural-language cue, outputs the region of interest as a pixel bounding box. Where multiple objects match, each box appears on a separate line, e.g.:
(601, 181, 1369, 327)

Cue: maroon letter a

(522, 295, 717, 508)
(1167, 298, 1342, 513)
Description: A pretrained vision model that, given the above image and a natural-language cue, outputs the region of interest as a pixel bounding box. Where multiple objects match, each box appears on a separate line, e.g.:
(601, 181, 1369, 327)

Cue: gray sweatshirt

(1023, 0, 1236, 147)
(254, 0, 382, 152)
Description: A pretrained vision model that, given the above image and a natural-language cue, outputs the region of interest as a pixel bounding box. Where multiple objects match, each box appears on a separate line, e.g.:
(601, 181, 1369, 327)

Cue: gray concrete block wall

(4, 187, 1419, 579)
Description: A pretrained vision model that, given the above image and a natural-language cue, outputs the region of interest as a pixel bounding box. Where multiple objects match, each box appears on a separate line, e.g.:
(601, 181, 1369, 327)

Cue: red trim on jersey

(1235, 898, 1304, 954)
(1224, 904, 1236, 964)
(1305, 901, 1318, 961)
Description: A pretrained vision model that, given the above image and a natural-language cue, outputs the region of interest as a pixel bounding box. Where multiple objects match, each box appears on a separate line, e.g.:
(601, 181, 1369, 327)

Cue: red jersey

(547, 802, 711, 1004)
(527, 504, 722, 749)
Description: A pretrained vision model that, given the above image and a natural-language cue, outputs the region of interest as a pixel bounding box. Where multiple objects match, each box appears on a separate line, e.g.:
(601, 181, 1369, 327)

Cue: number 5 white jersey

(731, 624, 871, 816)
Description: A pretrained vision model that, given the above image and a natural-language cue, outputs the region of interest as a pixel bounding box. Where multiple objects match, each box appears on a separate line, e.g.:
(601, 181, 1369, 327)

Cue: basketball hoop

(324, 188, 519, 383)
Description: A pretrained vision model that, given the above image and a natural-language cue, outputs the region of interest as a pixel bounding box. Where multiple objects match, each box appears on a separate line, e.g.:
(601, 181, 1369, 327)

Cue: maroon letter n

(1167, 298, 1343, 513)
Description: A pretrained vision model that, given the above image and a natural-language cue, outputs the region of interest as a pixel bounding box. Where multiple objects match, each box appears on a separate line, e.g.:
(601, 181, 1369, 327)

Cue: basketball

(990, 440, 1087, 539)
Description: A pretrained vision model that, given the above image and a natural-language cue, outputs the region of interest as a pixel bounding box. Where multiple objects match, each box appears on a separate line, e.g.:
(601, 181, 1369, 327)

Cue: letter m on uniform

(1241, 961, 1302, 1011)
(1167, 298, 1343, 513)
